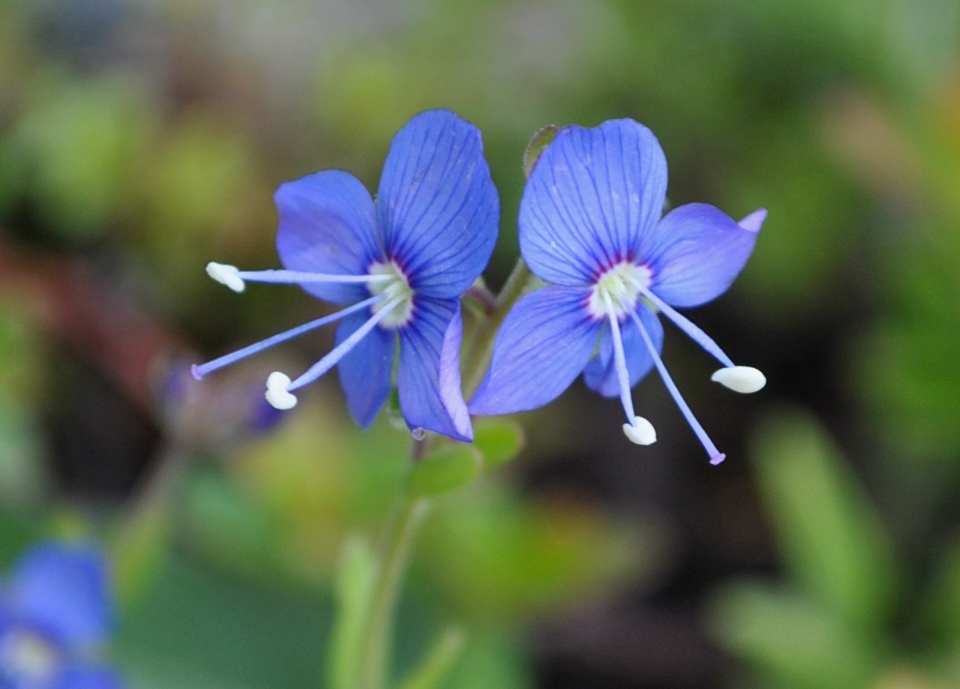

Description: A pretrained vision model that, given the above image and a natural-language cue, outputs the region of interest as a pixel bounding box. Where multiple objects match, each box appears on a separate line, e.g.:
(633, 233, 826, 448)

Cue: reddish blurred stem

(0, 234, 189, 411)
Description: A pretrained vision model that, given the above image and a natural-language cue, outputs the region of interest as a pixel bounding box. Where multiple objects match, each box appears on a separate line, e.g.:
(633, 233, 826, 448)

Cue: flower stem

(462, 257, 533, 397)
(356, 440, 432, 689)
(353, 259, 534, 689)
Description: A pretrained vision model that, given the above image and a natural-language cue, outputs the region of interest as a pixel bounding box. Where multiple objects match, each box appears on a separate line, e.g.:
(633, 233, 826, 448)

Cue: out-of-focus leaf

(114, 554, 329, 689)
(709, 581, 880, 689)
(408, 445, 482, 499)
(920, 539, 960, 649)
(441, 628, 532, 689)
(327, 535, 378, 689)
(0, 404, 46, 510)
(0, 306, 47, 508)
(397, 626, 467, 689)
(6, 76, 156, 240)
(419, 484, 655, 624)
(751, 411, 899, 632)
(473, 420, 524, 470)
(112, 497, 172, 609)
(178, 466, 287, 579)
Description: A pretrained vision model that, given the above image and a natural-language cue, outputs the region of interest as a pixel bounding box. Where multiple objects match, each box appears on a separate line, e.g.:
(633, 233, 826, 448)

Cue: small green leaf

(751, 410, 899, 632)
(473, 420, 525, 469)
(408, 445, 482, 499)
(397, 626, 467, 689)
(522, 125, 558, 179)
(327, 535, 378, 689)
(708, 582, 880, 689)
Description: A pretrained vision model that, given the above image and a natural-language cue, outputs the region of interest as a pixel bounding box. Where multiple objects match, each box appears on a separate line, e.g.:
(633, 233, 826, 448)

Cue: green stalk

(462, 257, 532, 397)
(353, 258, 535, 689)
(357, 494, 430, 689)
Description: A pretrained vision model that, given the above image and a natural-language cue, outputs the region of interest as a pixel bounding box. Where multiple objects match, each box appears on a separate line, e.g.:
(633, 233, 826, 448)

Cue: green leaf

(473, 421, 525, 469)
(408, 445, 482, 499)
(708, 581, 880, 689)
(112, 499, 172, 609)
(751, 410, 899, 632)
(522, 125, 558, 179)
(327, 535, 378, 689)
(396, 626, 467, 689)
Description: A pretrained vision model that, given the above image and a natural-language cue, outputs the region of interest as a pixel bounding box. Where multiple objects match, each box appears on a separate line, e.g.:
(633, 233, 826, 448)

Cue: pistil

(602, 292, 657, 445)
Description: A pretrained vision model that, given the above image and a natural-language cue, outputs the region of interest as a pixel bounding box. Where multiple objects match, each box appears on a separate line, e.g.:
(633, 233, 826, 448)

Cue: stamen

(601, 292, 638, 427)
(627, 276, 735, 368)
(711, 366, 766, 393)
(235, 269, 393, 286)
(628, 309, 726, 465)
(265, 372, 297, 409)
(286, 297, 403, 393)
(623, 416, 656, 445)
(191, 295, 381, 380)
(207, 262, 246, 292)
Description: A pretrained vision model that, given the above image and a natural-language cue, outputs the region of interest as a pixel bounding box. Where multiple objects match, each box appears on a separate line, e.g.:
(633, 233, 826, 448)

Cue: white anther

(622, 416, 657, 445)
(206, 262, 246, 293)
(265, 372, 297, 410)
(711, 366, 766, 393)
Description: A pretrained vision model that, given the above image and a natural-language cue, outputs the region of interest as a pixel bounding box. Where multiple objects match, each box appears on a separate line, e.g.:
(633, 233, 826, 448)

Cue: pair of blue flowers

(0, 542, 120, 689)
(194, 110, 766, 463)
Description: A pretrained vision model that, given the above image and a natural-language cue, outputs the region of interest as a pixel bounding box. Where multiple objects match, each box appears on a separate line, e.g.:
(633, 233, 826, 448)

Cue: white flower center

(588, 261, 652, 320)
(368, 261, 414, 328)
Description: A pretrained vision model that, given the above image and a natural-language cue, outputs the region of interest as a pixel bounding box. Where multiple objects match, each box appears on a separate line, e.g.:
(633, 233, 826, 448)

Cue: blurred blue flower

(470, 119, 766, 463)
(193, 110, 499, 441)
(0, 542, 122, 689)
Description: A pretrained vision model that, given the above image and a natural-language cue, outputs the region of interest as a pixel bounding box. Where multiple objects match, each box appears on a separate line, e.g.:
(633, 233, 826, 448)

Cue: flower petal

(377, 110, 499, 299)
(397, 298, 472, 441)
(335, 309, 396, 428)
(469, 286, 599, 415)
(583, 306, 663, 397)
(519, 119, 668, 286)
(9, 542, 113, 648)
(275, 170, 381, 303)
(646, 203, 762, 308)
(52, 665, 125, 689)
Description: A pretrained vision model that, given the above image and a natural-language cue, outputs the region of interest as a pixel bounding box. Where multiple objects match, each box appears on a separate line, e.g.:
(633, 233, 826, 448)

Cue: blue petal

(583, 306, 663, 397)
(275, 170, 382, 303)
(469, 286, 599, 415)
(377, 110, 499, 299)
(335, 309, 395, 428)
(52, 665, 125, 689)
(646, 203, 762, 308)
(397, 298, 472, 441)
(519, 119, 668, 286)
(8, 542, 113, 648)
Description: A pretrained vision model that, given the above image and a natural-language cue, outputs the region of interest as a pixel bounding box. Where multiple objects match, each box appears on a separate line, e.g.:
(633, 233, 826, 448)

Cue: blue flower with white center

(0, 542, 122, 689)
(469, 119, 766, 464)
(192, 110, 499, 442)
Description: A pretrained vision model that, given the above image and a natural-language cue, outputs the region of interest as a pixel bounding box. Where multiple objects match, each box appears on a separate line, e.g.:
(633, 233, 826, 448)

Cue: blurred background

(2, 0, 960, 687)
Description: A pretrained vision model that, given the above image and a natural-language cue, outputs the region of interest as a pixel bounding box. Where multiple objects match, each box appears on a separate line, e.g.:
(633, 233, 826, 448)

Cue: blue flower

(192, 110, 499, 442)
(0, 542, 122, 689)
(469, 119, 765, 463)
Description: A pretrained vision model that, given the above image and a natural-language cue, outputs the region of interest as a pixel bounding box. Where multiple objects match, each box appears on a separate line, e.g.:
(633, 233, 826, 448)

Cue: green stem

(357, 442, 432, 689)
(353, 258, 534, 689)
(462, 257, 533, 397)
